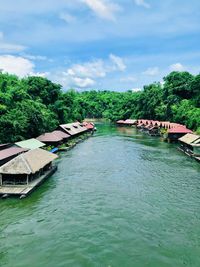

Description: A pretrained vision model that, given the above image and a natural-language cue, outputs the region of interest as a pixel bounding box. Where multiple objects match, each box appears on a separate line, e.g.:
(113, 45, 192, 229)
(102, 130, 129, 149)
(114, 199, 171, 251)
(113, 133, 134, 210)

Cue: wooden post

(0, 174, 2, 186)
(26, 175, 29, 185)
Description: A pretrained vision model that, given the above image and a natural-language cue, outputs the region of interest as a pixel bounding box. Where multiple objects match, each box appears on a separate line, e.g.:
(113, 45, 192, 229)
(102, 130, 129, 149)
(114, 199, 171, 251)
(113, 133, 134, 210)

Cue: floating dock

(0, 166, 57, 199)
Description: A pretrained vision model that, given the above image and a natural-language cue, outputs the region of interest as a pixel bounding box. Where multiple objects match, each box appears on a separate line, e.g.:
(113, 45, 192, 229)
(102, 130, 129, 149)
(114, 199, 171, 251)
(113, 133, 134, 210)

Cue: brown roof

(0, 148, 58, 175)
(0, 147, 27, 161)
(59, 122, 88, 136)
(37, 130, 70, 143)
(179, 133, 200, 145)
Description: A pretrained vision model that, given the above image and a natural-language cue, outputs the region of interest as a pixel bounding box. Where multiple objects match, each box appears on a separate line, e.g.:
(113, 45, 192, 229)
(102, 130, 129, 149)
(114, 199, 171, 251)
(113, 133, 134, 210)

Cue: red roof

(168, 127, 193, 134)
(151, 121, 161, 126)
(83, 122, 95, 129)
(0, 147, 27, 161)
(117, 120, 125, 124)
(85, 124, 94, 130)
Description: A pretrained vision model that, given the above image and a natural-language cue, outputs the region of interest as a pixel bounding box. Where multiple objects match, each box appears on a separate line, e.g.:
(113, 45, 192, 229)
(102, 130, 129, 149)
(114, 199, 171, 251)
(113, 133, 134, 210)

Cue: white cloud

(170, 63, 185, 72)
(109, 54, 126, 71)
(54, 54, 126, 89)
(143, 67, 159, 76)
(0, 55, 49, 78)
(0, 32, 26, 53)
(132, 87, 142, 92)
(60, 72, 96, 89)
(82, 0, 120, 21)
(58, 60, 105, 89)
(0, 55, 34, 77)
(67, 60, 106, 78)
(59, 12, 77, 23)
(72, 77, 95, 88)
(134, 0, 150, 8)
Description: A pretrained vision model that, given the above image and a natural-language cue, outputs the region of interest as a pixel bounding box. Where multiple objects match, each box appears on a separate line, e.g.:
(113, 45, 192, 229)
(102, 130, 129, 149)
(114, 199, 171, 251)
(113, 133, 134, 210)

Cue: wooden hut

(0, 148, 58, 198)
(123, 119, 137, 126)
(167, 127, 193, 142)
(37, 131, 70, 146)
(58, 122, 88, 137)
(178, 133, 200, 157)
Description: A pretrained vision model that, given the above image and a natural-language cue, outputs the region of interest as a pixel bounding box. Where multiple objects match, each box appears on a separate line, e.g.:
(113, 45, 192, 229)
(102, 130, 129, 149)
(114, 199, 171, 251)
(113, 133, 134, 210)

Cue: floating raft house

(167, 127, 193, 142)
(58, 122, 88, 136)
(37, 130, 70, 146)
(0, 148, 58, 198)
(178, 133, 200, 157)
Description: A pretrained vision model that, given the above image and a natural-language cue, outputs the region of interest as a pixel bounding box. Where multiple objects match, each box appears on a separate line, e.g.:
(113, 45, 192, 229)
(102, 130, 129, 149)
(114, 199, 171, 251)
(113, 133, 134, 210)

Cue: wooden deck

(0, 166, 57, 198)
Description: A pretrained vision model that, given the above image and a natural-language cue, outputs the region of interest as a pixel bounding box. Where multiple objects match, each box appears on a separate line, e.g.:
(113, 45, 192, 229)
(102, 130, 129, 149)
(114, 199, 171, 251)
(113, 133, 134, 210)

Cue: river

(1, 122, 200, 267)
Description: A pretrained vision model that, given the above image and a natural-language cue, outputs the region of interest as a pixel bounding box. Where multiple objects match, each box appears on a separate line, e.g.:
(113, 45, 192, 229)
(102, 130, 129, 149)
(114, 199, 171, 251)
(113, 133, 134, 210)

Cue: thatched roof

(179, 133, 200, 146)
(15, 138, 45, 150)
(0, 148, 58, 175)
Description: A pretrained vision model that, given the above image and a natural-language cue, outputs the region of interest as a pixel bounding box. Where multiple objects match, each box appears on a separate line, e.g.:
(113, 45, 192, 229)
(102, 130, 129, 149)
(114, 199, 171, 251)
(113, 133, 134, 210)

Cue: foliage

(0, 70, 199, 143)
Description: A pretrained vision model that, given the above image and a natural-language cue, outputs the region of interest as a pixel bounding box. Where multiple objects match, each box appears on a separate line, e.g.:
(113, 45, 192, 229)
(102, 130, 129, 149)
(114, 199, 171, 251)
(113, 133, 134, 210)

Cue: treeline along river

(1, 122, 200, 267)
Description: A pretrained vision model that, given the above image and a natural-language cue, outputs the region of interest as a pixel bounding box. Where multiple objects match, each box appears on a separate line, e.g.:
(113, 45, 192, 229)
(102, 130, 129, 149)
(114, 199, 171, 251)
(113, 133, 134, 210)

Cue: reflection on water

(0, 122, 200, 267)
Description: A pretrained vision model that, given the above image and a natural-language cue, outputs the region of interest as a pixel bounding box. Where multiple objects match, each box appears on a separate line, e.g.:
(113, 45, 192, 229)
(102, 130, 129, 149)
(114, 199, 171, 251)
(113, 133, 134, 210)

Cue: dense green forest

(0, 71, 199, 143)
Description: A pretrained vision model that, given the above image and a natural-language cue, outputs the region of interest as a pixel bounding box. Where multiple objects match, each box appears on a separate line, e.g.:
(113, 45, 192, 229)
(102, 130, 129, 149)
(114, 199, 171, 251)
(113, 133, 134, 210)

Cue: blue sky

(0, 0, 200, 91)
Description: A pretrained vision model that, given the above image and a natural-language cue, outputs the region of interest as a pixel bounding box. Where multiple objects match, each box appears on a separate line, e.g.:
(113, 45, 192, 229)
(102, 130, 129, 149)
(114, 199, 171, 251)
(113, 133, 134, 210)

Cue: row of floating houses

(117, 119, 200, 163)
(0, 121, 95, 199)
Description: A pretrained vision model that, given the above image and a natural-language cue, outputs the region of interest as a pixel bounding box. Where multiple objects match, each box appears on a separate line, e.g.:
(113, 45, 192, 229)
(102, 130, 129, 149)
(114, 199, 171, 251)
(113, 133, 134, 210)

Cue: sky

(0, 0, 200, 91)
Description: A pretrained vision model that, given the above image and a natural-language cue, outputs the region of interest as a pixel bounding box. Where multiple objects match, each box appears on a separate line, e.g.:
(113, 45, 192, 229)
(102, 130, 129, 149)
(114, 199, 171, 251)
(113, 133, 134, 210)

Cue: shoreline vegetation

(0, 70, 199, 145)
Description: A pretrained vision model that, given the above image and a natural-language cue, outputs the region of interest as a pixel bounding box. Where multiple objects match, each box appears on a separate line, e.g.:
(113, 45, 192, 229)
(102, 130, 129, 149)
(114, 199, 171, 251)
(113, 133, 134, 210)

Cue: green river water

(1, 123, 200, 267)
